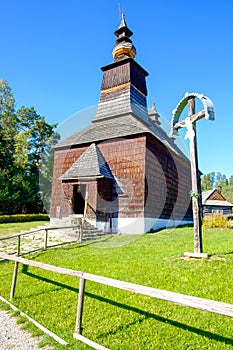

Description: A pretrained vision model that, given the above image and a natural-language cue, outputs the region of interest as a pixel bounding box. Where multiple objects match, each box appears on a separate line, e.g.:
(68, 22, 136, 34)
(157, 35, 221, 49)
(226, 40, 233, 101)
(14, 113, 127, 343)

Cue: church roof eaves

(101, 57, 149, 77)
(54, 113, 188, 161)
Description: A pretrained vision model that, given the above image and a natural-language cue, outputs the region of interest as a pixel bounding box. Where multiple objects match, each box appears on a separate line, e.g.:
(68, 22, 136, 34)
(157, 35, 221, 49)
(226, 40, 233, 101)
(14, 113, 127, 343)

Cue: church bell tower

(93, 13, 149, 123)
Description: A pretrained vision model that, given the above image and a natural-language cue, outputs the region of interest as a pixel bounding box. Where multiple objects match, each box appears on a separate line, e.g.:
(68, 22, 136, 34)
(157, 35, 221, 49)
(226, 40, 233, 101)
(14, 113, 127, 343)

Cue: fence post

(10, 261, 19, 300)
(79, 224, 83, 244)
(17, 235, 21, 256)
(44, 229, 48, 250)
(75, 277, 86, 334)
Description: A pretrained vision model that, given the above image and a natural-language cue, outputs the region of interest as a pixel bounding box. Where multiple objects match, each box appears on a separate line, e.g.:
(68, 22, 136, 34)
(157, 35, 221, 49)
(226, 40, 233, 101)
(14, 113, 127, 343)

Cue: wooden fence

(0, 225, 82, 258)
(1, 252, 233, 349)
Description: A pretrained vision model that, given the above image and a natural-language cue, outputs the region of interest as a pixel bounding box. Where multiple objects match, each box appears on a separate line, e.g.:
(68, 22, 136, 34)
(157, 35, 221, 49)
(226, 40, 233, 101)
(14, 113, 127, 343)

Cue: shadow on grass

(21, 266, 233, 346)
(147, 223, 193, 234)
(208, 251, 233, 259)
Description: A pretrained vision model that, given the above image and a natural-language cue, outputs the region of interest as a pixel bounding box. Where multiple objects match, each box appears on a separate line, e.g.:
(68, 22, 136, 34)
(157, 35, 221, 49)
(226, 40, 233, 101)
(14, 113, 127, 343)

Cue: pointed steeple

(118, 11, 127, 27)
(148, 101, 161, 125)
(93, 13, 149, 124)
(115, 12, 133, 37)
(112, 12, 136, 60)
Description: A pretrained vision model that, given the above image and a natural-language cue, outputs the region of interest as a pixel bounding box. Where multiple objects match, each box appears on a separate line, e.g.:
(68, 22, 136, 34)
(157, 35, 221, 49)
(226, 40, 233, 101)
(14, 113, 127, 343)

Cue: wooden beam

(73, 333, 109, 350)
(0, 296, 68, 346)
(173, 110, 206, 130)
(10, 262, 19, 300)
(83, 190, 88, 220)
(2, 253, 233, 318)
(188, 97, 203, 253)
(75, 277, 86, 334)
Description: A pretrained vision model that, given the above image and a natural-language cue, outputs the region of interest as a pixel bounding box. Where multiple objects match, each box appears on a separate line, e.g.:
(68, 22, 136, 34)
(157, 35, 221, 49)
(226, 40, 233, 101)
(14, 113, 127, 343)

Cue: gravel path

(0, 310, 46, 350)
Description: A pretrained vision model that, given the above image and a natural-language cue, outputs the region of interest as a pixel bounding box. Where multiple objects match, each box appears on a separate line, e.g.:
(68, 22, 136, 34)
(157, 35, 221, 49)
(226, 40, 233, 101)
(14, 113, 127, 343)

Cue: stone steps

(66, 221, 106, 241)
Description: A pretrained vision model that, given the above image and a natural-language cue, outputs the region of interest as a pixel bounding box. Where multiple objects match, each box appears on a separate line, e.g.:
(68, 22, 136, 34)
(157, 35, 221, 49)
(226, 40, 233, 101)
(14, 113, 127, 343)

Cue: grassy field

(0, 221, 47, 238)
(1, 226, 233, 349)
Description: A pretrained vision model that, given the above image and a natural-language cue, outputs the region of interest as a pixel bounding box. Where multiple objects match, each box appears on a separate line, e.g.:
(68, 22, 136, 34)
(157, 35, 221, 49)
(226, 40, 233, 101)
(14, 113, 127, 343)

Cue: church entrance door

(73, 184, 86, 214)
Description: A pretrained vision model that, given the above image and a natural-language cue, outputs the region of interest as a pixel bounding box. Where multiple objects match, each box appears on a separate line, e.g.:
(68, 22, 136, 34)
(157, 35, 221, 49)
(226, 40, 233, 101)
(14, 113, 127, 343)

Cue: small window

(164, 156, 169, 170)
(212, 209, 223, 215)
(161, 183, 166, 201)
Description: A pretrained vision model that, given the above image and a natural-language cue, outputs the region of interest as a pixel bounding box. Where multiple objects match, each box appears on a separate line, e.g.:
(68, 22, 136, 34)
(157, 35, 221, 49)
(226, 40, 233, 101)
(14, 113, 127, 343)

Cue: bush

(0, 214, 49, 224)
(203, 214, 229, 228)
(228, 217, 233, 228)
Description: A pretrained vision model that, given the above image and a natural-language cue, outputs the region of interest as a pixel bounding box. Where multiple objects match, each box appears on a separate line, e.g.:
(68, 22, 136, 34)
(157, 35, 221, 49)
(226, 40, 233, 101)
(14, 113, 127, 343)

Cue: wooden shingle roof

(54, 113, 187, 160)
(59, 143, 114, 181)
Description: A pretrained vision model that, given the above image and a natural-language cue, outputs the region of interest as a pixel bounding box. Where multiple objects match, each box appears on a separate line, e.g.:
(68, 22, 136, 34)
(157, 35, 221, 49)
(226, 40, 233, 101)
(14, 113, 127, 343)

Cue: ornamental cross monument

(170, 93, 215, 256)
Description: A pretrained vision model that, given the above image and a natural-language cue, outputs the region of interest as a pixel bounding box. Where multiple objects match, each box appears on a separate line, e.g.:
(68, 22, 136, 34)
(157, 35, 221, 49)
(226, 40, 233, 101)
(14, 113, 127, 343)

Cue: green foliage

(12, 310, 20, 317)
(221, 185, 233, 206)
(16, 315, 28, 324)
(216, 174, 228, 192)
(1, 228, 233, 349)
(229, 176, 233, 186)
(201, 172, 215, 191)
(0, 79, 15, 113)
(0, 214, 49, 224)
(0, 79, 60, 215)
(203, 214, 229, 228)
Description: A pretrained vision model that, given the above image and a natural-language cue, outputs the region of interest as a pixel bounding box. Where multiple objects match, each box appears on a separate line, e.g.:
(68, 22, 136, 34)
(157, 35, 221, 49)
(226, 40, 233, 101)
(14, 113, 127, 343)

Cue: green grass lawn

(0, 221, 47, 238)
(1, 227, 233, 349)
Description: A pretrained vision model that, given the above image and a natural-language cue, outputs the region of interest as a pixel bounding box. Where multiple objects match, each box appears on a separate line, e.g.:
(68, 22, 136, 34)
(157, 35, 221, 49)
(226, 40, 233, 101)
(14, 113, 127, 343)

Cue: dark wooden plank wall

(50, 146, 88, 218)
(97, 136, 146, 219)
(50, 136, 147, 220)
(203, 206, 232, 216)
(101, 59, 148, 96)
(50, 134, 192, 224)
(145, 136, 192, 220)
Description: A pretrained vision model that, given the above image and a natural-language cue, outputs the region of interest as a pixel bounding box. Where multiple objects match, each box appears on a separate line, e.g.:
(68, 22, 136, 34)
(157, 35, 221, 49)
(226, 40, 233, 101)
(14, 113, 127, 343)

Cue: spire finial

(152, 99, 156, 111)
(149, 100, 161, 125)
(112, 12, 136, 61)
(121, 9, 125, 21)
(118, 2, 126, 24)
(118, 10, 126, 29)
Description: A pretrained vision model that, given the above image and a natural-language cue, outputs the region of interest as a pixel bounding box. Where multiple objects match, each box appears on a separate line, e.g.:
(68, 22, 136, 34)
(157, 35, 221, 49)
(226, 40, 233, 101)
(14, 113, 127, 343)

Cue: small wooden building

(50, 14, 193, 233)
(202, 189, 233, 217)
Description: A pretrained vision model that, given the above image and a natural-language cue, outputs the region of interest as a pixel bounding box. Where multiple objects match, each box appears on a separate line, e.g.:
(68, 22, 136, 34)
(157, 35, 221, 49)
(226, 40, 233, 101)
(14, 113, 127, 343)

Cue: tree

(0, 79, 60, 214)
(15, 106, 60, 213)
(0, 80, 19, 214)
(0, 80, 17, 166)
(229, 176, 233, 186)
(201, 172, 215, 191)
(215, 174, 228, 192)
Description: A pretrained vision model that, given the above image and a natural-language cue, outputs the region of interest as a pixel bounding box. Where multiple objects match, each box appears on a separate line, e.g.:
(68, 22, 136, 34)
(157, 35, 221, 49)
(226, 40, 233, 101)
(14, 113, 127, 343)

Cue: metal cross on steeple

(170, 92, 215, 255)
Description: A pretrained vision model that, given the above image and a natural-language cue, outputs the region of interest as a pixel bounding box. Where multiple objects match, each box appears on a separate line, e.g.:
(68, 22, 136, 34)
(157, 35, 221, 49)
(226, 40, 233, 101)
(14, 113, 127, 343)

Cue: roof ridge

(59, 143, 114, 180)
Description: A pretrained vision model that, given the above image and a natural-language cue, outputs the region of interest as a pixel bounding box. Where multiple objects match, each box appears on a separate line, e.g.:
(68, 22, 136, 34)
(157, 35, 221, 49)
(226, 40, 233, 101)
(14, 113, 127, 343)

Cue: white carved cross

(170, 93, 215, 254)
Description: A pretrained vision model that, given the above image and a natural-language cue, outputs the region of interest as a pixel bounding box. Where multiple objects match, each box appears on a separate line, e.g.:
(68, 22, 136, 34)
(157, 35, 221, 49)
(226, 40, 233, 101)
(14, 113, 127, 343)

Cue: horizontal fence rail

(1, 252, 233, 349)
(0, 295, 68, 346)
(0, 225, 81, 258)
(0, 225, 82, 241)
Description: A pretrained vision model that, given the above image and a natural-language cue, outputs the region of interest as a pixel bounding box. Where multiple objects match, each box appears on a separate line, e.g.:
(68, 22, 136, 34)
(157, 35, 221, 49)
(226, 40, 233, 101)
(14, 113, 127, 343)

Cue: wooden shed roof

(202, 189, 233, 207)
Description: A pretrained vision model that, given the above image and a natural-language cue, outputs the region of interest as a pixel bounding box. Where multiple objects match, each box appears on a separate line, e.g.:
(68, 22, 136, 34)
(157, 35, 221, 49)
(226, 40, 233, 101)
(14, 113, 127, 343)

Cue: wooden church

(50, 14, 193, 233)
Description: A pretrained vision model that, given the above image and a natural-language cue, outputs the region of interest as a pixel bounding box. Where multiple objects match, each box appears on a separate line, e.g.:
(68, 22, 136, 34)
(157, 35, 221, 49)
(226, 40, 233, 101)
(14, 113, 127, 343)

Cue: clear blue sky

(1, 0, 233, 178)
